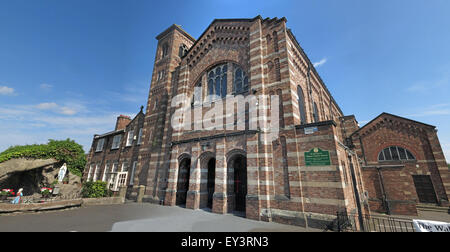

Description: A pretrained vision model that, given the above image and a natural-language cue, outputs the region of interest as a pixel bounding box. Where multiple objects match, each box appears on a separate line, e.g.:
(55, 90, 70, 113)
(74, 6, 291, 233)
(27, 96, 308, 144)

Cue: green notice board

(305, 148, 331, 166)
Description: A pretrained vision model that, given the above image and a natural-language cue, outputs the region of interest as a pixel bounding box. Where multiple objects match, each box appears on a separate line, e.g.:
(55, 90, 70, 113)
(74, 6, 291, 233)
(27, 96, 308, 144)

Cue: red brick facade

(84, 16, 449, 228)
(349, 113, 450, 215)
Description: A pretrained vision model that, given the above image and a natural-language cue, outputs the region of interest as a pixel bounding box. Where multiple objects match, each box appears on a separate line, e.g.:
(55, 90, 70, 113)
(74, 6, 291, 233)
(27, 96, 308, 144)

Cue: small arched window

(273, 31, 279, 52)
(378, 146, 415, 161)
(274, 58, 281, 82)
(233, 65, 248, 94)
(313, 102, 319, 123)
(179, 44, 188, 58)
(161, 43, 169, 58)
(297, 86, 307, 124)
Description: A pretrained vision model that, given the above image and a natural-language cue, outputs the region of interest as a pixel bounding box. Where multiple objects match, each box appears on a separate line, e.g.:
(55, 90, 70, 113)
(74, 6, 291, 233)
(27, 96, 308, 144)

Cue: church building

(84, 16, 449, 229)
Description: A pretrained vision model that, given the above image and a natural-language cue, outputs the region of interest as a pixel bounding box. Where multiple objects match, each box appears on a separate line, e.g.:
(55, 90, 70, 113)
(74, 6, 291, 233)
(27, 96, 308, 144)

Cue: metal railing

(324, 211, 415, 232)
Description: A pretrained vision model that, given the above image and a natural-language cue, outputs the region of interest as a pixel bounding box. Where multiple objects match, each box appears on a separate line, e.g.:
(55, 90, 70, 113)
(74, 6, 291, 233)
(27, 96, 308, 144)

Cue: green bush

(0, 139, 86, 177)
(81, 181, 112, 198)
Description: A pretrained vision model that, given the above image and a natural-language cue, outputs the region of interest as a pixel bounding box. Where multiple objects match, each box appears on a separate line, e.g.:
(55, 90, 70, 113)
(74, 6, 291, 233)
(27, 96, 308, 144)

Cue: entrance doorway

(413, 175, 438, 204)
(176, 158, 191, 206)
(207, 158, 216, 209)
(232, 155, 247, 212)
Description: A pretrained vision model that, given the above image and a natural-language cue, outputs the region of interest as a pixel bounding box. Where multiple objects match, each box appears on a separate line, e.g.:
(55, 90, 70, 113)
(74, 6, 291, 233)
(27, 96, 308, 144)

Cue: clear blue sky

(0, 0, 449, 161)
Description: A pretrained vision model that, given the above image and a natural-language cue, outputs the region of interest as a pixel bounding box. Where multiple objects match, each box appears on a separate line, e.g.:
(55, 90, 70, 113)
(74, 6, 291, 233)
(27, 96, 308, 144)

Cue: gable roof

(156, 24, 196, 42)
(351, 112, 436, 137)
(182, 16, 286, 60)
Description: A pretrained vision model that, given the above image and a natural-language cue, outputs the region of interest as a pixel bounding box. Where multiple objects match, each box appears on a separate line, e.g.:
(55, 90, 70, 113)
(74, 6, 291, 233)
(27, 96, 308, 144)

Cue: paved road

(0, 203, 318, 232)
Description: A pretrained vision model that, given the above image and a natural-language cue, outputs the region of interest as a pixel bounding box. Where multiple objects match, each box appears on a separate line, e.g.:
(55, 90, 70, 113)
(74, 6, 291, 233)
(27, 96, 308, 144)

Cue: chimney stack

(115, 115, 131, 131)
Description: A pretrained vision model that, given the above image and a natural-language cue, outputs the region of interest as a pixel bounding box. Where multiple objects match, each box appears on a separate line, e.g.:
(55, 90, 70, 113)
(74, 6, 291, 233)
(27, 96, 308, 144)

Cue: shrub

(0, 139, 86, 177)
(81, 181, 112, 198)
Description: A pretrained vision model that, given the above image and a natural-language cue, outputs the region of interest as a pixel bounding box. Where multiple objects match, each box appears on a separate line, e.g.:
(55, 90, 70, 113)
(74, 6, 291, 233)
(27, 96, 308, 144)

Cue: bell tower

(138, 24, 196, 203)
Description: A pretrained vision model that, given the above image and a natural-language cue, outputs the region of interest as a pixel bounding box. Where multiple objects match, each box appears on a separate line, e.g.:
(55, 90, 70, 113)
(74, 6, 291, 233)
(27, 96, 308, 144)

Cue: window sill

(378, 160, 417, 164)
(232, 90, 250, 96)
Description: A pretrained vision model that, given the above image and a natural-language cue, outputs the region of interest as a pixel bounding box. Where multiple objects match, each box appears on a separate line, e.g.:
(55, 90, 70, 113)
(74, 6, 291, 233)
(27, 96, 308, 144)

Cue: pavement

(0, 203, 319, 232)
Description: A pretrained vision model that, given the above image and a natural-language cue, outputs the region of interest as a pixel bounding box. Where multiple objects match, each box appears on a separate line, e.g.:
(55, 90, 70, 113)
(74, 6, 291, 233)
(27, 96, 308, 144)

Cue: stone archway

(226, 150, 247, 214)
(206, 158, 216, 209)
(176, 156, 191, 206)
(196, 152, 215, 209)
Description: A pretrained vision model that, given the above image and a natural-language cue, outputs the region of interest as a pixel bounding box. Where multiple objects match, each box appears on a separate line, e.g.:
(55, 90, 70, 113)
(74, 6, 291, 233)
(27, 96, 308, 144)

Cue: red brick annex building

(84, 16, 449, 228)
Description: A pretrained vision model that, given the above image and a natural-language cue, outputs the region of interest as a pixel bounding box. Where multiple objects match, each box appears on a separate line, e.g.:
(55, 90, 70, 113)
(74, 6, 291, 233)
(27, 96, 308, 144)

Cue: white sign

(304, 127, 318, 135)
(58, 163, 68, 182)
(413, 219, 450, 232)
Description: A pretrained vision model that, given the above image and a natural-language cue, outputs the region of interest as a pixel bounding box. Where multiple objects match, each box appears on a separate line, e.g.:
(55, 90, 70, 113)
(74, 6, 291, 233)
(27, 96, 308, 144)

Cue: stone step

(417, 204, 450, 214)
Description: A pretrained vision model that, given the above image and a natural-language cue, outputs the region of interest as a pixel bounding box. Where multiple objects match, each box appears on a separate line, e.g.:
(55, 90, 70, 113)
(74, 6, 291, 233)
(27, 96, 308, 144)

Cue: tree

(0, 139, 86, 177)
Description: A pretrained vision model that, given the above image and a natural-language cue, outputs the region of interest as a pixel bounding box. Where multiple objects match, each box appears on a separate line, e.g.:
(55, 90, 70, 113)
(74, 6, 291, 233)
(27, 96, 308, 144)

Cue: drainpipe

(348, 155, 365, 231)
(376, 167, 391, 215)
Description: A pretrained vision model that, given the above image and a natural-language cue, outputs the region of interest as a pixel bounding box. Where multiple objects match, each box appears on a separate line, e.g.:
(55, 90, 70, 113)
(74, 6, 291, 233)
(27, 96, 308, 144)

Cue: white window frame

(111, 135, 122, 150)
(121, 161, 129, 172)
(112, 162, 118, 173)
(126, 130, 134, 147)
(108, 162, 119, 190)
(93, 163, 100, 181)
(95, 138, 105, 152)
(137, 128, 143, 145)
(102, 163, 110, 182)
(87, 164, 94, 181)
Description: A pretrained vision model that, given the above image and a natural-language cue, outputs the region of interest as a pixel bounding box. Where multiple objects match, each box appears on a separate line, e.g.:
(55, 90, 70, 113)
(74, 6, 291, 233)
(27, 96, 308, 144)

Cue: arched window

(297, 86, 307, 124)
(378, 146, 415, 161)
(274, 58, 281, 82)
(207, 64, 227, 99)
(233, 65, 248, 94)
(179, 44, 188, 58)
(313, 102, 319, 123)
(178, 44, 188, 58)
(277, 89, 284, 128)
(153, 98, 158, 111)
(273, 31, 279, 52)
(265, 34, 271, 55)
(162, 43, 169, 58)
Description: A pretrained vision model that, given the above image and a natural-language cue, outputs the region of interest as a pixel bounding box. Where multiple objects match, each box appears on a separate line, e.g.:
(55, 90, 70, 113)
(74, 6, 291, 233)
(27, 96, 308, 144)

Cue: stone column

(164, 152, 179, 206)
(186, 152, 201, 210)
(213, 140, 228, 214)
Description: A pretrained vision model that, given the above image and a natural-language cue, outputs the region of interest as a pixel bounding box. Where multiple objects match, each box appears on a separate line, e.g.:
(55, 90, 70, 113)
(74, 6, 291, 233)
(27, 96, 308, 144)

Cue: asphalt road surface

(0, 203, 319, 232)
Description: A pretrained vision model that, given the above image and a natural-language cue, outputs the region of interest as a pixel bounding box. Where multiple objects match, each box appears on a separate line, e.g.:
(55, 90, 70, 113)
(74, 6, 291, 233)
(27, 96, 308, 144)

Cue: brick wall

(351, 113, 450, 215)
(84, 17, 449, 228)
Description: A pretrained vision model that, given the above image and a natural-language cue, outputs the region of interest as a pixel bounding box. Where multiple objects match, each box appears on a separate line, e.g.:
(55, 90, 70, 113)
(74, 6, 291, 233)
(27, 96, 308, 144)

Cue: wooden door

(412, 175, 437, 204)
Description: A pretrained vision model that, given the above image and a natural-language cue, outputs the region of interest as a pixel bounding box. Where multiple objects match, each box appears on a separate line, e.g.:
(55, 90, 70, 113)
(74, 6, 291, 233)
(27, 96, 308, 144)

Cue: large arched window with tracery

(378, 146, 415, 161)
(202, 63, 249, 101)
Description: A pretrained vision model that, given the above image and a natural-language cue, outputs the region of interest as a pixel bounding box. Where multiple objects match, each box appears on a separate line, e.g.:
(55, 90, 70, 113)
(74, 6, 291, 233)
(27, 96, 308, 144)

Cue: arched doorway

(176, 157, 191, 206)
(227, 152, 247, 213)
(207, 158, 216, 209)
